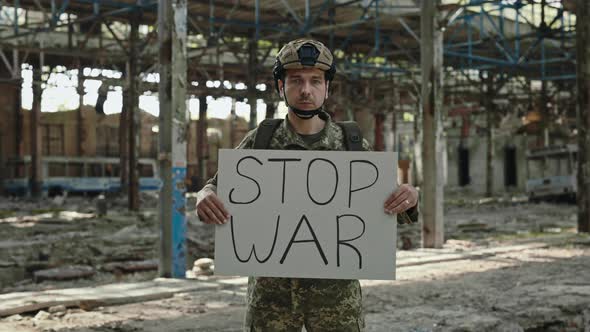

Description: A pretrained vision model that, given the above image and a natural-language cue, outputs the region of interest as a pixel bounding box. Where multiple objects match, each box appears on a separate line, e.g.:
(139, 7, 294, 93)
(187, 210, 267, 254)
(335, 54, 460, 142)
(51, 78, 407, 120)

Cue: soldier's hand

(196, 189, 230, 225)
(384, 184, 418, 215)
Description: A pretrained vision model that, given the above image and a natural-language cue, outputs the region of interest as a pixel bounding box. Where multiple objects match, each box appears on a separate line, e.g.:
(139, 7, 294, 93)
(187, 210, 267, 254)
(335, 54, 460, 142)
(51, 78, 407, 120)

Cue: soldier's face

(279, 68, 329, 110)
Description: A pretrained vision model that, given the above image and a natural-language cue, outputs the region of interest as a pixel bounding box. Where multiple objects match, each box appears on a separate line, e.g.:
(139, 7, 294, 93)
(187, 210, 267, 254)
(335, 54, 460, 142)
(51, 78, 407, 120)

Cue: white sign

(215, 149, 398, 280)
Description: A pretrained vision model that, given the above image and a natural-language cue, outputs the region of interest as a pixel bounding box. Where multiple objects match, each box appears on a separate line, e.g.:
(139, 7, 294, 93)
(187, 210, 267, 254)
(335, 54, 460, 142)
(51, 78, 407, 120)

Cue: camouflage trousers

(244, 277, 365, 332)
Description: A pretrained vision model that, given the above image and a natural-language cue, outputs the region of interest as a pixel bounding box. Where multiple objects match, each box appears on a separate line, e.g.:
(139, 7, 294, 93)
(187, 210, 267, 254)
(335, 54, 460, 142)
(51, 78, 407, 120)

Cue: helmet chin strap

(285, 97, 323, 119)
(282, 83, 327, 120)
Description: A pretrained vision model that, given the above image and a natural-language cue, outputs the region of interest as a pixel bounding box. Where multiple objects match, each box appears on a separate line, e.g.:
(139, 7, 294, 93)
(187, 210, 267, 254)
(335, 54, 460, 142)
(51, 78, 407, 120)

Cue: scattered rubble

(192, 258, 214, 276)
(33, 266, 95, 283)
(47, 305, 66, 314)
(0, 194, 587, 331)
(102, 260, 158, 274)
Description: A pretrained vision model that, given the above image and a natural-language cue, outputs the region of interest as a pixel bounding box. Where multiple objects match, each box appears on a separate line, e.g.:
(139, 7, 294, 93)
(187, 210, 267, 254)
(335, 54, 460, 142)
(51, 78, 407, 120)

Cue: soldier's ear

(278, 80, 285, 97)
(325, 81, 330, 99)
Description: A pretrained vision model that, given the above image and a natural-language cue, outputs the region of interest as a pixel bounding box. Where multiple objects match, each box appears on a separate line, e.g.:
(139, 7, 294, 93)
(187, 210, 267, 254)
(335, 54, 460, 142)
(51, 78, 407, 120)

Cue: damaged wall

(445, 111, 572, 195)
(0, 82, 19, 160)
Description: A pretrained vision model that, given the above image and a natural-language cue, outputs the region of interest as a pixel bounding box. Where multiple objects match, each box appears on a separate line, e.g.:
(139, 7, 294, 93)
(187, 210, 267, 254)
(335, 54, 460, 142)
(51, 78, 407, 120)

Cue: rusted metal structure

(0, 1, 586, 260)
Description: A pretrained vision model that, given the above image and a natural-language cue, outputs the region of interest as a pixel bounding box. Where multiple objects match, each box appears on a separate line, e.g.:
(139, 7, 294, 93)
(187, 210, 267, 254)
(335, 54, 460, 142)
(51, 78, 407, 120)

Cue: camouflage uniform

(203, 112, 418, 332)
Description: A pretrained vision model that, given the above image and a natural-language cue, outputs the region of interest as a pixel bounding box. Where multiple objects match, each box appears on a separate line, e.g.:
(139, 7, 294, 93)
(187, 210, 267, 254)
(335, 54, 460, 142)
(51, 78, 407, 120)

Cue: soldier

(197, 38, 419, 331)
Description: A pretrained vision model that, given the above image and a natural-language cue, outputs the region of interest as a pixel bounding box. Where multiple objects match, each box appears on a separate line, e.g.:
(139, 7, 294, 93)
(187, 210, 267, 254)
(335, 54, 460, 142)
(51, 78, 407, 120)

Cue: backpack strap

(254, 118, 283, 149)
(336, 121, 363, 151)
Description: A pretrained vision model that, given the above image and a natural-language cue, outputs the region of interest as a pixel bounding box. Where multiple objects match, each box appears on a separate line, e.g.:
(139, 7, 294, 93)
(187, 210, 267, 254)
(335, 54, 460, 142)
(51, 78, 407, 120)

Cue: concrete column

(421, 0, 444, 248)
(119, 80, 128, 193)
(30, 65, 43, 197)
(392, 84, 399, 151)
(158, 0, 189, 277)
(127, 16, 140, 211)
(230, 97, 237, 147)
(413, 97, 423, 187)
(13, 50, 23, 157)
(484, 74, 495, 197)
(346, 81, 355, 121)
(374, 113, 385, 151)
(576, 0, 590, 233)
(384, 112, 393, 151)
(2, 51, 21, 194)
(77, 60, 85, 156)
(248, 36, 258, 129)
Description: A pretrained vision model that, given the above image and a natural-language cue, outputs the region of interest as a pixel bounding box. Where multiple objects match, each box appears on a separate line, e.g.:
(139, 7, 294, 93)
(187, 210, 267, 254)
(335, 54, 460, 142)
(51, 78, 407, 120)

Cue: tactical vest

(253, 118, 363, 151)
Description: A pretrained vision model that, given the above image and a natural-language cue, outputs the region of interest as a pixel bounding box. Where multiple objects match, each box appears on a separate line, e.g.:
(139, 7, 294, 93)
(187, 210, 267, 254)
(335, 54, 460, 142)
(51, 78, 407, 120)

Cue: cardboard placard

(215, 149, 398, 280)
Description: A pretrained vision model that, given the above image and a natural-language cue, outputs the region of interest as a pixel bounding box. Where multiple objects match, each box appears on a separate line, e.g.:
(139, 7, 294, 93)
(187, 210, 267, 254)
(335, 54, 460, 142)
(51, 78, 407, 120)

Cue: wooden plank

(396, 242, 550, 267)
(103, 259, 158, 273)
(0, 278, 217, 317)
(33, 265, 95, 283)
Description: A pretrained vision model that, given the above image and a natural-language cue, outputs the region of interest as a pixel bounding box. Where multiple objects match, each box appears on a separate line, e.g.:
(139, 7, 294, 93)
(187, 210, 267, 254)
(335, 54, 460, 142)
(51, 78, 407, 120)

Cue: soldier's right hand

(196, 190, 230, 225)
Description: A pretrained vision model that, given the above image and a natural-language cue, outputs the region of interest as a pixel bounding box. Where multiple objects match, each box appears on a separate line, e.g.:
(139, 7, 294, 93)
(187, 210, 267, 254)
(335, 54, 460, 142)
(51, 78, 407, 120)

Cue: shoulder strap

(254, 118, 283, 149)
(336, 121, 363, 151)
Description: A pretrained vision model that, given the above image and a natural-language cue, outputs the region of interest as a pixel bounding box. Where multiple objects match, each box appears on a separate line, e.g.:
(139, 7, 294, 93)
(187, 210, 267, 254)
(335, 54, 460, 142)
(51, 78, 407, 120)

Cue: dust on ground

(1, 194, 589, 332)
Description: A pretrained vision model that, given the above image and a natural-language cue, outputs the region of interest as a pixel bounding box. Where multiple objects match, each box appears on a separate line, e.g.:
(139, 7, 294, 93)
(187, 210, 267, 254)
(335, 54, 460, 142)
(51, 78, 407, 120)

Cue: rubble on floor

(0, 194, 587, 331)
(0, 193, 212, 292)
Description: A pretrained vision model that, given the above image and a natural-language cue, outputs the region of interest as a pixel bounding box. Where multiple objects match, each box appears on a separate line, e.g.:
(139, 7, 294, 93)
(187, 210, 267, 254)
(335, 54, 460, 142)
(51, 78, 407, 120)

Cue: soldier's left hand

(384, 184, 418, 214)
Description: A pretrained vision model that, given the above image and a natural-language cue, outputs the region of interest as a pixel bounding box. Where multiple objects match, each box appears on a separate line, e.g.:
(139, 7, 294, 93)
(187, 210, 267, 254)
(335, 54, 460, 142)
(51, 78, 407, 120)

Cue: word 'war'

(230, 213, 366, 269)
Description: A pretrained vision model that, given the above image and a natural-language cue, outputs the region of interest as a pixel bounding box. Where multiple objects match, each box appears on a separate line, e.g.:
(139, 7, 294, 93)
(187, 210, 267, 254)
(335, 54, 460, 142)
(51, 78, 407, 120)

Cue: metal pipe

(514, 0, 520, 59)
(93, 0, 100, 15)
(255, 0, 260, 41)
(445, 50, 512, 66)
(329, 0, 334, 49)
(14, 0, 19, 35)
(398, 18, 419, 43)
(467, 17, 472, 67)
(541, 39, 545, 80)
(209, 0, 214, 38)
(51, 0, 56, 27)
(374, 0, 379, 53)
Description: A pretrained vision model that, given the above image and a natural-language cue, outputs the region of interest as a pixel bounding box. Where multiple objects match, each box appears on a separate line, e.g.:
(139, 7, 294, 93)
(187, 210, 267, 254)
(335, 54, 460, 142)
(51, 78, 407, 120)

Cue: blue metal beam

(445, 50, 513, 66)
(337, 0, 374, 51)
(255, 0, 259, 41)
(0, 1, 158, 41)
(210, 17, 292, 34)
(51, 0, 70, 28)
(373, 0, 379, 54)
(536, 74, 576, 81)
(14, 0, 19, 35)
(301, 0, 331, 35)
(514, 0, 520, 59)
(343, 62, 408, 74)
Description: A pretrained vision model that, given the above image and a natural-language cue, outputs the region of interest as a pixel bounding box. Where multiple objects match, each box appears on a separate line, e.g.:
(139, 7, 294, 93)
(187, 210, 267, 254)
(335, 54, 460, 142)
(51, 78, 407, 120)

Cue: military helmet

(272, 39, 336, 92)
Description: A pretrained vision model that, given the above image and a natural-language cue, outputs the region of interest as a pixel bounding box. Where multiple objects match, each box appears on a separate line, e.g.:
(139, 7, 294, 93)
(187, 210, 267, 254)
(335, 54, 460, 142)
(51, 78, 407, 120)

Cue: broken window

(504, 146, 517, 187)
(48, 162, 66, 177)
(458, 145, 470, 186)
(139, 164, 154, 177)
(42, 124, 64, 156)
(88, 163, 103, 177)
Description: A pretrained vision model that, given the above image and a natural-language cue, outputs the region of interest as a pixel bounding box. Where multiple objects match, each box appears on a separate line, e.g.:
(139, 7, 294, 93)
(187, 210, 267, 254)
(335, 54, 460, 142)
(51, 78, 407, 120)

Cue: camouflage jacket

(203, 111, 419, 224)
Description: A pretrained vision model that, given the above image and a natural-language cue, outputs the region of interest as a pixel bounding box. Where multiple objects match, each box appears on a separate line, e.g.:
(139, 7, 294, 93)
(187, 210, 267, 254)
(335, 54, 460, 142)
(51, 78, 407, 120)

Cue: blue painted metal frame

(51, 0, 70, 28)
(443, 0, 576, 80)
(301, 0, 331, 35)
(0, 0, 577, 79)
(337, 0, 375, 52)
(1, 0, 158, 40)
(14, 0, 19, 35)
